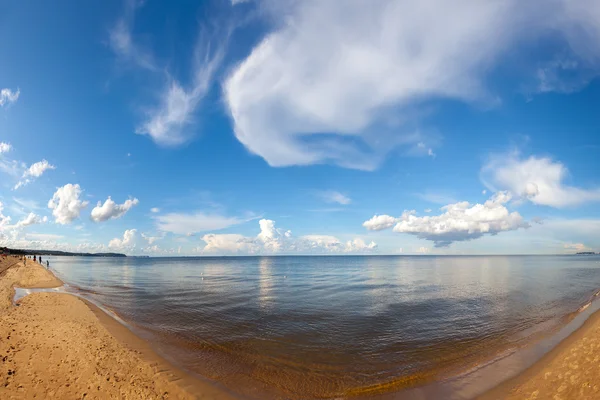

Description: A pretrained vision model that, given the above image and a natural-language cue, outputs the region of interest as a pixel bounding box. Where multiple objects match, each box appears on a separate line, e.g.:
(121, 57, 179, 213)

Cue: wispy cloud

(154, 211, 246, 235)
(136, 31, 227, 146)
(14, 159, 56, 190)
(415, 192, 457, 205)
(108, 0, 156, 70)
(317, 190, 351, 205)
(0, 88, 19, 107)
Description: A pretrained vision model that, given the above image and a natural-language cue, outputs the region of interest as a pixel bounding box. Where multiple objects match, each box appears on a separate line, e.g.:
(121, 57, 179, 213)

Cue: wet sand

(478, 304, 600, 400)
(0, 257, 235, 400)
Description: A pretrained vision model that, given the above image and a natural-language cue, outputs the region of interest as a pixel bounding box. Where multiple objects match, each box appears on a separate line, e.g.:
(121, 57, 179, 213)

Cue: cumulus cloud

(154, 212, 244, 235)
(201, 219, 377, 254)
(15, 213, 47, 228)
(48, 184, 89, 225)
(91, 197, 139, 222)
(224, 0, 600, 170)
(14, 159, 56, 190)
(363, 192, 528, 247)
(0, 142, 11, 153)
(318, 190, 351, 205)
(482, 152, 600, 207)
(362, 214, 398, 231)
(109, 229, 139, 249)
(0, 88, 19, 107)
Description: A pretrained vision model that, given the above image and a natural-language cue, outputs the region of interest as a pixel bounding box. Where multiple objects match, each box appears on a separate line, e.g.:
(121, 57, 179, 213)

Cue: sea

(44, 255, 600, 399)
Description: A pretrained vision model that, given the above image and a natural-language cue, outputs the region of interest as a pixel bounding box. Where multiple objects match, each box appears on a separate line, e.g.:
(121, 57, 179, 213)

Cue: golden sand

(0, 256, 234, 400)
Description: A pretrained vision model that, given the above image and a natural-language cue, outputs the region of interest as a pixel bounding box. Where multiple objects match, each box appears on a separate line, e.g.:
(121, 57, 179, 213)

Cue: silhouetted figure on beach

(34, 255, 36, 262)
(46, 260, 49, 269)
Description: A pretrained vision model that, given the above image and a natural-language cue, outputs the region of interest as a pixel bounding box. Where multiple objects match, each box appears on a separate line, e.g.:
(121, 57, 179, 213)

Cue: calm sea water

(47, 255, 600, 399)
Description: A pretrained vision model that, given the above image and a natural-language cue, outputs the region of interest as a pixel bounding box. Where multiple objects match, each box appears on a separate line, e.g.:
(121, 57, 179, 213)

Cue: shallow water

(48, 255, 600, 399)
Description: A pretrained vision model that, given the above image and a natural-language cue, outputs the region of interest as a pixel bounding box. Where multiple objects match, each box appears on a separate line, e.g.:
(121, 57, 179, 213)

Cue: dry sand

(478, 306, 600, 400)
(0, 256, 236, 400)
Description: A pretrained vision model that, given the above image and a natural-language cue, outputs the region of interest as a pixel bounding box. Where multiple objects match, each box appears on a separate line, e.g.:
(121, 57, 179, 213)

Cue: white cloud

(482, 190, 487, 195)
(48, 184, 89, 225)
(15, 213, 47, 228)
(155, 212, 244, 235)
(362, 214, 398, 231)
(415, 192, 457, 205)
(90, 197, 139, 222)
(136, 30, 225, 146)
(563, 242, 591, 253)
(0, 202, 11, 228)
(318, 190, 351, 205)
(201, 219, 377, 254)
(141, 232, 162, 245)
(150, 207, 160, 213)
(0, 88, 19, 107)
(363, 192, 527, 247)
(224, 0, 600, 170)
(109, 229, 139, 249)
(482, 152, 600, 207)
(14, 159, 56, 189)
(25, 159, 56, 177)
(417, 247, 430, 254)
(108, 0, 156, 71)
(424, 208, 432, 213)
(0, 142, 11, 153)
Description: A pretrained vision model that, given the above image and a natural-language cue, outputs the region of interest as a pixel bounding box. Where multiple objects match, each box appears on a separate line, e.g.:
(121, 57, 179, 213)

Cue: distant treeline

(1, 247, 126, 257)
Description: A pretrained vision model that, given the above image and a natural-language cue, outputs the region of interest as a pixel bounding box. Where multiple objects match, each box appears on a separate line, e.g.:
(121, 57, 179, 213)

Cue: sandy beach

(479, 307, 600, 400)
(4, 255, 600, 400)
(0, 256, 235, 400)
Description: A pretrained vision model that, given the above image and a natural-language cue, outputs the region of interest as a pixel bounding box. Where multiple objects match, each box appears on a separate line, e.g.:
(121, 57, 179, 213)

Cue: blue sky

(1, 0, 599, 255)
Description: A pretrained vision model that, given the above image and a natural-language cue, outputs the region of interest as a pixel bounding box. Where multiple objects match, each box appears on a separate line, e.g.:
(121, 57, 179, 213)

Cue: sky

(0, 0, 599, 256)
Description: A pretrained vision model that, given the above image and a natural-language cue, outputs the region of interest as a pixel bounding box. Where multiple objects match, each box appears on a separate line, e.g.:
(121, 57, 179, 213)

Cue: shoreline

(0, 257, 236, 399)
(4, 255, 600, 399)
(478, 302, 600, 399)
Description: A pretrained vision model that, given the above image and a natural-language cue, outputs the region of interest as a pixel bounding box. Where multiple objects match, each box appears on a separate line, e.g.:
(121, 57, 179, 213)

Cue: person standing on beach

(46, 260, 49, 269)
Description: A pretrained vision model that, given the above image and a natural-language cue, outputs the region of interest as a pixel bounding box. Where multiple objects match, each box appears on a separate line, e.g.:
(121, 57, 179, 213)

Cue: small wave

(578, 302, 591, 313)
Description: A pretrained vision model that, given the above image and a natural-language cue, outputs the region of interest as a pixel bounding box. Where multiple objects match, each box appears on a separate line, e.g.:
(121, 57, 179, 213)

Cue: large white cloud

(47, 184, 89, 225)
(91, 197, 139, 222)
(481, 152, 600, 207)
(201, 218, 377, 254)
(363, 192, 527, 247)
(224, 0, 600, 169)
